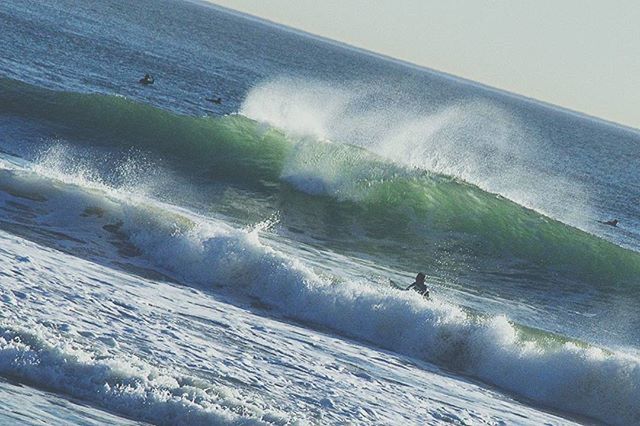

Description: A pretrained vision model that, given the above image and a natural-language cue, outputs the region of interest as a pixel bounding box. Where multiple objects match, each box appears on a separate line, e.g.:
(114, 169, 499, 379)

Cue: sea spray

(240, 77, 592, 228)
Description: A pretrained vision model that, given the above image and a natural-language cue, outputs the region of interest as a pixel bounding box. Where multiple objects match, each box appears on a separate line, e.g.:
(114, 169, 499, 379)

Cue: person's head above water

(415, 272, 426, 284)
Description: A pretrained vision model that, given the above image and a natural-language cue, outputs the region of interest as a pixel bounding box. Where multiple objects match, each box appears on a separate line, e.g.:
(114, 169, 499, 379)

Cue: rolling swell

(2, 77, 640, 285)
(0, 77, 288, 185)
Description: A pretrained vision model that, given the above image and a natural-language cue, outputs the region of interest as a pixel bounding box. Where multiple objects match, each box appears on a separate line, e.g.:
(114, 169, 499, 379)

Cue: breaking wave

(1, 77, 639, 284)
(0, 160, 638, 425)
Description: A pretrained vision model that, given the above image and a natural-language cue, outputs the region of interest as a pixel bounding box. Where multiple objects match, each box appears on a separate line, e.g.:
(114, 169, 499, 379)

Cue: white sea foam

(0, 227, 579, 425)
(116, 198, 640, 425)
(0, 323, 289, 425)
(1, 150, 637, 424)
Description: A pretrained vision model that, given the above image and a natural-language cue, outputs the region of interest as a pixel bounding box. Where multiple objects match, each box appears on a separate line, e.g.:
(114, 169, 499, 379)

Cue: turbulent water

(1, 0, 640, 424)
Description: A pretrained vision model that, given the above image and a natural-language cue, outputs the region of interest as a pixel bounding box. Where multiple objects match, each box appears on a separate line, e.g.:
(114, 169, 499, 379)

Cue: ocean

(1, 0, 639, 424)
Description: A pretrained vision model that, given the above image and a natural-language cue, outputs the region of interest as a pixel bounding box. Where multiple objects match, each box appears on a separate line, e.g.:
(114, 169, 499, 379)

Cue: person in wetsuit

(407, 272, 429, 298)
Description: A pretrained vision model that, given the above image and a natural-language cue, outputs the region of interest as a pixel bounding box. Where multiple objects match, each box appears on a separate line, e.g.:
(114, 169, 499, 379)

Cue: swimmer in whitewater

(407, 272, 430, 298)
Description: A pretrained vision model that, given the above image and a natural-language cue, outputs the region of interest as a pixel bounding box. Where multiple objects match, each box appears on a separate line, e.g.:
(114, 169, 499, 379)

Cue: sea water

(1, 0, 639, 424)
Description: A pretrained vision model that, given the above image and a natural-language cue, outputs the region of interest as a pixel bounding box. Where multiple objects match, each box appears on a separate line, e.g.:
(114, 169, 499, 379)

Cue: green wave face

(3, 77, 640, 288)
(279, 138, 640, 285)
(0, 78, 290, 185)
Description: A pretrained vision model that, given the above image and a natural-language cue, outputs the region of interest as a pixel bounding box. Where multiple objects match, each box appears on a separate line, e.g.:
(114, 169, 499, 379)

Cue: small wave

(0, 323, 292, 425)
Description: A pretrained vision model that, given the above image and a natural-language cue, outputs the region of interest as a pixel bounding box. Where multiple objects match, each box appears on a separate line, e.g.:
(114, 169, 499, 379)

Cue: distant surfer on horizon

(205, 95, 222, 104)
(139, 73, 154, 85)
(598, 218, 619, 227)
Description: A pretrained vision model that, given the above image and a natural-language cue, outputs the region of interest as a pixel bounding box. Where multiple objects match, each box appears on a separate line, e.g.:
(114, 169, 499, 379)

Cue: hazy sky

(210, 0, 639, 129)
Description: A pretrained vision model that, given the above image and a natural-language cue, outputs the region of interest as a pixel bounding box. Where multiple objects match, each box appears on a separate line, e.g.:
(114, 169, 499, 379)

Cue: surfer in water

(598, 219, 619, 227)
(407, 272, 430, 298)
(139, 74, 154, 85)
(206, 96, 222, 104)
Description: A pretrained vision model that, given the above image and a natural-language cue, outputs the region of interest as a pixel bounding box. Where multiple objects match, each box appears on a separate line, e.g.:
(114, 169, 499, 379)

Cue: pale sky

(209, 0, 639, 130)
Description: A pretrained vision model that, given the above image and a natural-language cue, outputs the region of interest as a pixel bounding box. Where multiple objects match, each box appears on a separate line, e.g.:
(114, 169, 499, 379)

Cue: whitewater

(1, 0, 640, 424)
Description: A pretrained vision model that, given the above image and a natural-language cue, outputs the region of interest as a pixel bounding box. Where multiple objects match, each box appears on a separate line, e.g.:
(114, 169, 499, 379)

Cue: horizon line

(194, 0, 638, 135)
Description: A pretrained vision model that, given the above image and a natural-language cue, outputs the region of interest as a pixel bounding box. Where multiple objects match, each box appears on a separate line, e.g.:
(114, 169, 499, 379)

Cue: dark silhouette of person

(407, 272, 429, 298)
(139, 74, 154, 85)
(206, 96, 222, 104)
(599, 219, 619, 227)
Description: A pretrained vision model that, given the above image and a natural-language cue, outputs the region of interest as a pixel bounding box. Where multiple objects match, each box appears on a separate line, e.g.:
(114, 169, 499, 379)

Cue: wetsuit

(408, 281, 429, 298)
